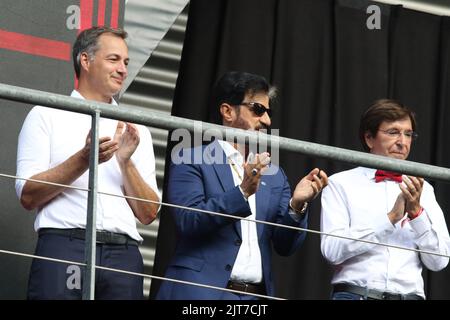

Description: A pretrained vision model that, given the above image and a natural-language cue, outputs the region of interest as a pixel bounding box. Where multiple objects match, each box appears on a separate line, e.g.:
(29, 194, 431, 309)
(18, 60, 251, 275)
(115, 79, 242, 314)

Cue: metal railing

(2, 172, 449, 300)
(373, 0, 450, 17)
(1, 82, 450, 299)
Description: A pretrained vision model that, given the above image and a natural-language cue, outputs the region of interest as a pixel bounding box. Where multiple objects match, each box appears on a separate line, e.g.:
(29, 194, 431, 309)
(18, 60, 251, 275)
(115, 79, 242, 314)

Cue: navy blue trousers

(27, 233, 143, 300)
(332, 291, 365, 300)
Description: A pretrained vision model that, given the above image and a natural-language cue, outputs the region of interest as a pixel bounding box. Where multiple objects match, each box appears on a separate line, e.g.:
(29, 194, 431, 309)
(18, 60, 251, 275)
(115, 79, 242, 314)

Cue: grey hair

(268, 86, 278, 100)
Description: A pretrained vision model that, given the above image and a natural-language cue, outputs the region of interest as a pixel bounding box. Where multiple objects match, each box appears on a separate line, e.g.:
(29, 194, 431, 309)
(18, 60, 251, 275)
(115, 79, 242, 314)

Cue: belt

(333, 283, 424, 300)
(226, 280, 265, 295)
(38, 228, 139, 246)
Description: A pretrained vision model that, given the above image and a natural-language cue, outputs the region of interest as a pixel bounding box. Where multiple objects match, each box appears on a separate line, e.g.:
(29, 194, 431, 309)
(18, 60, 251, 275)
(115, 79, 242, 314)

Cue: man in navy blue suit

(157, 71, 328, 300)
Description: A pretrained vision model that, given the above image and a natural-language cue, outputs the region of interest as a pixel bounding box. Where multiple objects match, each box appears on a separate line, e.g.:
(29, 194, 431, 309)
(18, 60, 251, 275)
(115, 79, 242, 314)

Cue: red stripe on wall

(79, 0, 93, 33)
(97, 0, 106, 26)
(110, 0, 119, 28)
(0, 29, 71, 61)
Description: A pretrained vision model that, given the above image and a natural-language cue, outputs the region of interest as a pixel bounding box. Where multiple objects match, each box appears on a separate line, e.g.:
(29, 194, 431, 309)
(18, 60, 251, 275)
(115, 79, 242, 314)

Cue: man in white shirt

(320, 99, 450, 300)
(156, 71, 328, 300)
(15, 26, 161, 299)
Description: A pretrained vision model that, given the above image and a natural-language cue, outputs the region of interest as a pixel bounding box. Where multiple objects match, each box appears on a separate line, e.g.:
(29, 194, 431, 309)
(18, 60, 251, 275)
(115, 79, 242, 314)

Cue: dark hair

(209, 71, 276, 124)
(72, 26, 127, 78)
(359, 99, 417, 152)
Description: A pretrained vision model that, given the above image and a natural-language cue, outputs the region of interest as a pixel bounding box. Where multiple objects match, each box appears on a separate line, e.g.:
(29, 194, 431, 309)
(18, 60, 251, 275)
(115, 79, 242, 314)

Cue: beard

(233, 116, 269, 132)
(233, 116, 251, 130)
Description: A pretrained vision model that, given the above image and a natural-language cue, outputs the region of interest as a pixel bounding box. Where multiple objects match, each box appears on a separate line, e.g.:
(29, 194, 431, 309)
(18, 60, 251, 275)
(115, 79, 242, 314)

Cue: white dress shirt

(15, 90, 161, 242)
(218, 140, 263, 284)
(320, 166, 450, 298)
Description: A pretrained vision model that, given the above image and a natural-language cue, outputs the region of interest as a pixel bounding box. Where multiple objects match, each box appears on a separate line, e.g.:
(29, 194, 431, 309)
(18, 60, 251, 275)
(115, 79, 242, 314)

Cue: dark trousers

(27, 233, 143, 300)
(332, 291, 365, 300)
(219, 291, 260, 300)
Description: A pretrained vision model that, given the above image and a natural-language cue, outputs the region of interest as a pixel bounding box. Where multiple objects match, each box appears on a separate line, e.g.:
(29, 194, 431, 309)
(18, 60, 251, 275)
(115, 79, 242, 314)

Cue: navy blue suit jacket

(156, 141, 308, 299)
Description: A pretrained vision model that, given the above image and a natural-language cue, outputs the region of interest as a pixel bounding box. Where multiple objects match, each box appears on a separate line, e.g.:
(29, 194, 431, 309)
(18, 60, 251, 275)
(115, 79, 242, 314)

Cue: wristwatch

(289, 198, 308, 215)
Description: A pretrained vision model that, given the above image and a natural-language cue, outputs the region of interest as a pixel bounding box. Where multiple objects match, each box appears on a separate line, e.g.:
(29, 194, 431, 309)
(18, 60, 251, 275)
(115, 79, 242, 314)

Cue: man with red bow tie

(320, 99, 450, 300)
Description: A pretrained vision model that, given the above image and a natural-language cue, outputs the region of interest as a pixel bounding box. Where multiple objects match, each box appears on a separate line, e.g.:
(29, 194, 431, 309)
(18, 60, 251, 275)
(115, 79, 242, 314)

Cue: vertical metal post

(82, 111, 100, 300)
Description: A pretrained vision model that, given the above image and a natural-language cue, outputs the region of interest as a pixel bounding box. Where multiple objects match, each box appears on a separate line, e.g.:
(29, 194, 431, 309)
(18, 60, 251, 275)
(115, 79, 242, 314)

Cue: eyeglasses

(379, 129, 419, 140)
(240, 102, 272, 118)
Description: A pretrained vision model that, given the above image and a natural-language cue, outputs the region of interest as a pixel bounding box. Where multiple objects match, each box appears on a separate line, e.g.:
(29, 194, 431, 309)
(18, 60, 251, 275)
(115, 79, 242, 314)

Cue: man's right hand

(240, 152, 270, 198)
(81, 130, 119, 165)
(20, 130, 118, 211)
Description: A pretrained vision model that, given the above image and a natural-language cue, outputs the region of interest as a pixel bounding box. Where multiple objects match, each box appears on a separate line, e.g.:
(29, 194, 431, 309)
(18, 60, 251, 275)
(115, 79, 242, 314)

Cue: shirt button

(234, 239, 242, 246)
(225, 264, 232, 271)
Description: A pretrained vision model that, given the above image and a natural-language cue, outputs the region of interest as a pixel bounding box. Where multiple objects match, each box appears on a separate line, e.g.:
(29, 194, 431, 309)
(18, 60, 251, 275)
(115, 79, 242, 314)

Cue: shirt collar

(71, 90, 118, 106)
(358, 166, 377, 181)
(358, 166, 407, 183)
(217, 140, 245, 165)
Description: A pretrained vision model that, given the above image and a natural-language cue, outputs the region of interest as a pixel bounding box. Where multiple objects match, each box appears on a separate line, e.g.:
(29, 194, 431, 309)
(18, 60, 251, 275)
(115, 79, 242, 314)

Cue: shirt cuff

(409, 209, 431, 236)
(288, 206, 308, 222)
(238, 185, 249, 201)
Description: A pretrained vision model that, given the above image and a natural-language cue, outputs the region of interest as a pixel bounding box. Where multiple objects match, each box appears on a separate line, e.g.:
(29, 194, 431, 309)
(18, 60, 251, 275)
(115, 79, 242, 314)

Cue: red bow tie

(375, 170, 403, 183)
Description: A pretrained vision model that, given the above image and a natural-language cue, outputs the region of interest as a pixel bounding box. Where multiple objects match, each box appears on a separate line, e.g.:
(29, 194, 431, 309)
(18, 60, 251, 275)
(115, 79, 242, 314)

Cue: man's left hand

(291, 168, 328, 210)
(114, 121, 140, 164)
(399, 175, 424, 217)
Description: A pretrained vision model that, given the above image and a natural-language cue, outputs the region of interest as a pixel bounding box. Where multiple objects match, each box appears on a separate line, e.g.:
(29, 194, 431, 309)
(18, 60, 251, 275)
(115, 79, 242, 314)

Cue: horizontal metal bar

(372, 0, 450, 17)
(1, 82, 450, 183)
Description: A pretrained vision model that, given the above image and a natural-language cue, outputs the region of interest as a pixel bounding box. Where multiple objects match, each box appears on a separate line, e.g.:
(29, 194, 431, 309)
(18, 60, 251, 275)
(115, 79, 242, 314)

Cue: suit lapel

(255, 175, 270, 239)
(205, 141, 242, 238)
(205, 141, 235, 192)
